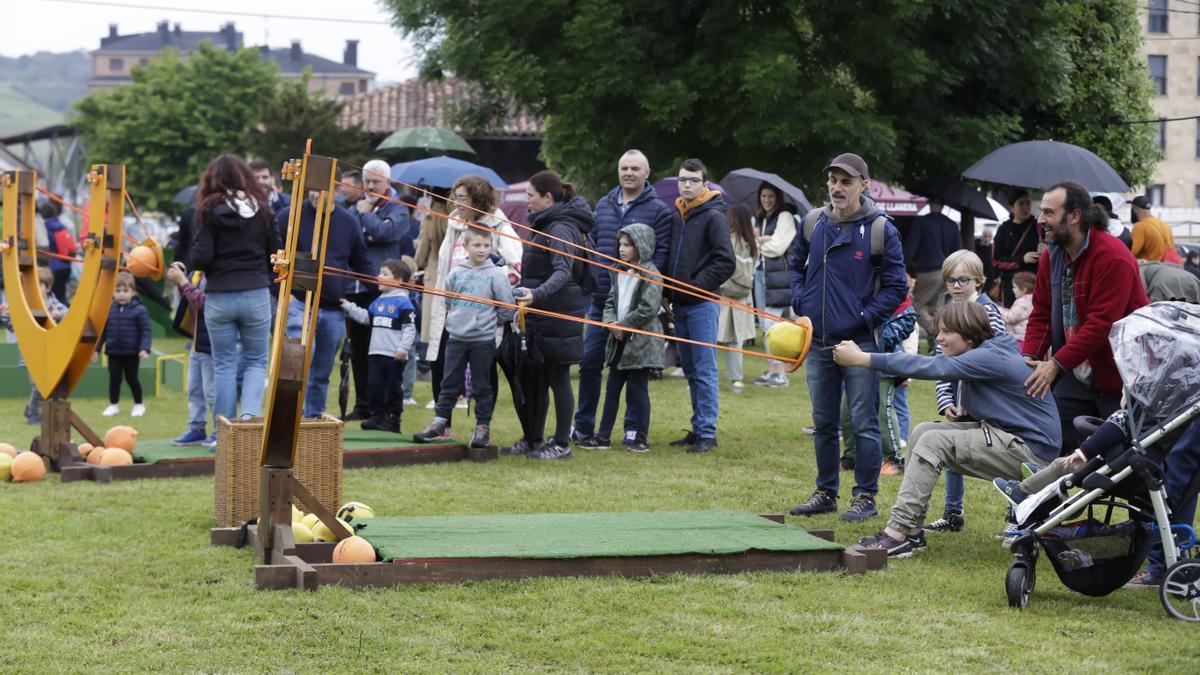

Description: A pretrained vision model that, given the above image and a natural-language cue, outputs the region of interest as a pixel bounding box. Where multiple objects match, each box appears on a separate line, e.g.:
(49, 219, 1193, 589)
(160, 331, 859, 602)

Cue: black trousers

(344, 289, 379, 413)
(434, 339, 496, 424)
(1054, 372, 1121, 455)
(532, 364, 574, 446)
(367, 354, 405, 419)
(51, 268, 70, 304)
(107, 354, 142, 404)
(431, 328, 499, 427)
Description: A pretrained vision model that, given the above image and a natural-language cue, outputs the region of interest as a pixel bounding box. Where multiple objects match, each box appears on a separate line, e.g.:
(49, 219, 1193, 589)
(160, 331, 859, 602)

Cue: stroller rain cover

(1110, 302, 1200, 423)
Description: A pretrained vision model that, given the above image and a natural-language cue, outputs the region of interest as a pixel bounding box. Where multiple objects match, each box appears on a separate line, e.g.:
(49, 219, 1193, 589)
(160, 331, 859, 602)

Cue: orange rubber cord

(33, 185, 160, 276)
(314, 264, 799, 368)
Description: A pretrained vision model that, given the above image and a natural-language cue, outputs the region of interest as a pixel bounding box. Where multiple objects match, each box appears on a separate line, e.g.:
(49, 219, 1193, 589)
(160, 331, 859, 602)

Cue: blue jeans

(572, 302, 609, 439)
(285, 298, 346, 418)
(807, 340, 881, 497)
(895, 384, 910, 441)
(1147, 419, 1200, 575)
(205, 288, 271, 421)
(944, 470, 965, 511)
(186, 351, 215, 432)
(673, 300, 720, 438)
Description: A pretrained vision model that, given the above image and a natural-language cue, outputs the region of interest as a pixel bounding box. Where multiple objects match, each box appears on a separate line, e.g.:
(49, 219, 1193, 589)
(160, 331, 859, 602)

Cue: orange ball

(99, 448, 133, 466)
(126, 245, 160, 278)
(11, 451, 46, 482)
(0, 443, 16, 458)
(104, 426, 138, 452)
(87, 447, 105, 465)
(332, 536, 377, 563)
(77, 443, 95, 459)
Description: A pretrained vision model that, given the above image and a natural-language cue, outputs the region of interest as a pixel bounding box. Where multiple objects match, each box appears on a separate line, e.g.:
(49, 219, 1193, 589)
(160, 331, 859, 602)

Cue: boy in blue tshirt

(341, 259, 417, 433)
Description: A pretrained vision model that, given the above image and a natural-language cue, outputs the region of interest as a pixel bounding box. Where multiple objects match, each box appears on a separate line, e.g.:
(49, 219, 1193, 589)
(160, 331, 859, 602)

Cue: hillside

(0, 50, 90, 113)
(0, 84, 63, 135)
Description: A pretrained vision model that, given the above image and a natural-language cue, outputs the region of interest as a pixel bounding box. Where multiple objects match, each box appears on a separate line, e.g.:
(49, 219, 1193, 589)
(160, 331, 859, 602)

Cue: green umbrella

(375, 126, 475, 155)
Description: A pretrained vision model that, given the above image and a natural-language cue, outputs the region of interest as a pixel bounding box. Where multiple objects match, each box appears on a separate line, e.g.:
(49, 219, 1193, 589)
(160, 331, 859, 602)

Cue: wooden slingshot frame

(1, 165, 129, 468)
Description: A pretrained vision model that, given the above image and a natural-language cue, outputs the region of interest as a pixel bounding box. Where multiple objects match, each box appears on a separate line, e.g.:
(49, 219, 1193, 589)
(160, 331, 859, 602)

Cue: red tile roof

(338, 78, 543, 137)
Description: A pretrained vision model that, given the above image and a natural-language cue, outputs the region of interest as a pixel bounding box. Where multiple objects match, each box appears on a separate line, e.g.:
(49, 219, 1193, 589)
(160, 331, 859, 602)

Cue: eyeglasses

(946, 276, 977, 287)
(678, 177, 703, 185)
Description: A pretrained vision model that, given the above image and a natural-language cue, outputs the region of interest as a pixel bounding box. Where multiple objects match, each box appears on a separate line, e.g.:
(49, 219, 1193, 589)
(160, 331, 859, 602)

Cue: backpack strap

(869, 214, 889, 293)
(802, 208, 822, 243)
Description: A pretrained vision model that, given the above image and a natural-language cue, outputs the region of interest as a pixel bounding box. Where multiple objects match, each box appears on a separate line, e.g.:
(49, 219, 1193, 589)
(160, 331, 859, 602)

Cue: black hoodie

(190, 199, 282, 292)
(521, 195, 596, 338)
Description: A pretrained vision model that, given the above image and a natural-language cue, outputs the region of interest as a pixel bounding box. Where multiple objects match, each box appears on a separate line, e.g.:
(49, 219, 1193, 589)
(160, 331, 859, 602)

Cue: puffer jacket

(99, 297, 151, 356)
(755, 210, 795, 308)
(603, 223, 664, 370)
(521, 196, 596, 364)
(589, 183, 673, 307)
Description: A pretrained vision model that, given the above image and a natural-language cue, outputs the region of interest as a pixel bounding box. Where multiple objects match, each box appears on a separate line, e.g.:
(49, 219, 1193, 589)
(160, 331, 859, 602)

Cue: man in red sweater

(1023, 181, 1148, 454)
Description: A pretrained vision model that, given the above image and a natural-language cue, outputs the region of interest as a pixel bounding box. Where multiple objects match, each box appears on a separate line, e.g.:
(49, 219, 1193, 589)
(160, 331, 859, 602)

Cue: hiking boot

(413, 418, 449, 443)
(360, 415, 385, 431)
(789, 490, 838, 517)
(880, 458, 904, 476)
(993, 478, 1029, 508)
(501, 439, 532, 456)
(669, 430, 698, 447)
(1124, 569, 1163, 590)
(687, 437, 717, 454)
(922, 508, 965, 533)
(171, 428, 207, 446)
(576, 436, 610, 450)
(840, 493, 878, 522)
(528, 442, 573, 460)
(858, 531, 921, 558)
(470, 424, 490, 449)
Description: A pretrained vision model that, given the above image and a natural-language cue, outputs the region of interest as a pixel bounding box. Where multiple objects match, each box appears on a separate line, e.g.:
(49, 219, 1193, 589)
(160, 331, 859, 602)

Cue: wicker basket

(213, 415, 344, 527)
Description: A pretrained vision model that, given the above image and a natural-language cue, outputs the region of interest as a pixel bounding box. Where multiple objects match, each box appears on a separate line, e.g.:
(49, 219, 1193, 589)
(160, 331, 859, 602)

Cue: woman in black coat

(507, 170, 596, 460)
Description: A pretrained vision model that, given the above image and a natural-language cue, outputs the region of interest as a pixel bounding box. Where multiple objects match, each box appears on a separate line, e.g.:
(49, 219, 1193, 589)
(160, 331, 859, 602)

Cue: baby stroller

(1002, 302, 1200, 621)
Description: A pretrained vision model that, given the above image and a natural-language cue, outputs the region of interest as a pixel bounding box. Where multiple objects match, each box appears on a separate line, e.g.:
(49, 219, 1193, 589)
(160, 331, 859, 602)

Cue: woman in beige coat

(413, 194, 448, 343)
(717, 203, 758, 393)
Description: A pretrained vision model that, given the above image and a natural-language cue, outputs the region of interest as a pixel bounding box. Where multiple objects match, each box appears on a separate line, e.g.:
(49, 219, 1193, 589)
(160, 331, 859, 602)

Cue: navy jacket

(276, 201, 375, 310)
(100, 297, 152, 356)
(666, 194, 735, 305)
(904, 211, 961, 273)
(789, 200, 908, 347)
(589, 183, 673, 308)
(355, 188, 411, 273)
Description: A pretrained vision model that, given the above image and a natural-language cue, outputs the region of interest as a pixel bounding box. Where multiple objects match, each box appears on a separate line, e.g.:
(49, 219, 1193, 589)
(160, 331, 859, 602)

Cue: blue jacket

(589, 183, 673, 308)
(871, 333, 1062, 461)
(789, 201, 908, 347)
(355, 188, 411, 273)
(100, 297, 152, 356)
(276, 201, 375, 309)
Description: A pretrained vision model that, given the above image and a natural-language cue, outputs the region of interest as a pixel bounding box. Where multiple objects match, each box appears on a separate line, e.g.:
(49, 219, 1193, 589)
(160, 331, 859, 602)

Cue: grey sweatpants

(889, 421, 1040, 532)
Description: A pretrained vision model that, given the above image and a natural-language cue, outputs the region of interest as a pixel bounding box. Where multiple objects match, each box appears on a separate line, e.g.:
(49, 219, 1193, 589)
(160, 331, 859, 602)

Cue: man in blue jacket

(572, 149, 673, 447)
(788, 153, 908, 522)
(344, 159, 411, 420)
(665, 158, 735, 454)
(276, 192, 375, 418)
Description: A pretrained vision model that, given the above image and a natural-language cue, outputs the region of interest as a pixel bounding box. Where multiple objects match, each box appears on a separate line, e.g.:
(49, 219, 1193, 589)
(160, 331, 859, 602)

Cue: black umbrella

(961, 140, 1129, 192)
(337, 337, 351, 420)
(908, 176, 1001, 220)
(719, 168, 813, 214)
(172, 184, 199, 206)
(496, 319, 545, 443)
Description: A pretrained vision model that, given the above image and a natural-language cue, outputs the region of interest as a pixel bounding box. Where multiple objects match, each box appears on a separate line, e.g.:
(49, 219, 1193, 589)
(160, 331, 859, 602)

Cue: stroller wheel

(1006, 560, 1036, 609)
(1160, 559, 1200, 622)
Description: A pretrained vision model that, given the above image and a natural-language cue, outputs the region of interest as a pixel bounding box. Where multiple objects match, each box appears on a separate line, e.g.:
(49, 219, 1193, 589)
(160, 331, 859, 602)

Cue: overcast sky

(3, 0, 419, 83)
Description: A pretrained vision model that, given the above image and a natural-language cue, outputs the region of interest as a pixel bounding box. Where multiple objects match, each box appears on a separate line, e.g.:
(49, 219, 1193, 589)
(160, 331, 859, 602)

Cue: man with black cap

(788, 153, 907, 522)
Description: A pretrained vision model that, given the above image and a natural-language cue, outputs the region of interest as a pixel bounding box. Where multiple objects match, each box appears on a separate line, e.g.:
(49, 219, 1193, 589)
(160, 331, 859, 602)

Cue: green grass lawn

(0, 339, 1197, 672)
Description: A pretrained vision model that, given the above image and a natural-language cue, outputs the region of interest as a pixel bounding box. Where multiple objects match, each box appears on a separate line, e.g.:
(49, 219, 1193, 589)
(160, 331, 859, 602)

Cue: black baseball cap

(1130, 195, 1152, 210)
(823, 153, 869, 180)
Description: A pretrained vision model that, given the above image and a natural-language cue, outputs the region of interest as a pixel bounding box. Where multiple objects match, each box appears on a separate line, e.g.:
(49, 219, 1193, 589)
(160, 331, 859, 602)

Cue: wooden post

(260, 467, 295, 564)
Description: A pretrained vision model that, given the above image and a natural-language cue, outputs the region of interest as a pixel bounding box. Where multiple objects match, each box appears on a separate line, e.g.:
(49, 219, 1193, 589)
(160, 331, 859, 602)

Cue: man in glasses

(663, 158, 734, 454)
(788, 153, 907, 522)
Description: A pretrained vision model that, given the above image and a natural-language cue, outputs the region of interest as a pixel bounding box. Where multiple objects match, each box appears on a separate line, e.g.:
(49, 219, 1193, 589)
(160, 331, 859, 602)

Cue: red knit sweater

(1022, 229, 1148, 395)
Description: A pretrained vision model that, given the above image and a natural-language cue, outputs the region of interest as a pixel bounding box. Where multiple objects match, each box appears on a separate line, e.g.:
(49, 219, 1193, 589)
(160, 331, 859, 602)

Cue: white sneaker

(454, 397, 468, 410)
(131, 403, 146, 417)
(669, 367, 686, 378)
(102, 404, 119, 417)
(403, 397, 418, 406)
(425, 399, 436, 410)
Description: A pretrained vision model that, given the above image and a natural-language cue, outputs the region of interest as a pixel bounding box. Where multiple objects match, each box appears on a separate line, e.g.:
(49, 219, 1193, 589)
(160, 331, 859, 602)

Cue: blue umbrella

(390, 156, 506, 189)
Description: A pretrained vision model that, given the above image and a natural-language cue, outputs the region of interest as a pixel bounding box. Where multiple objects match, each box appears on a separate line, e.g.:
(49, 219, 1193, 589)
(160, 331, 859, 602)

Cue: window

(338, 81, 355, 96)
(1148, 0, 1168, 33)
(1195, 185, 1200, 208)
(1197, 119, 1200, 159)
(139, 58, 148, 66)
(1149, 55, 1167, 95)
(109, 57, 124, 71)
(1148, 184, 1165, 207)
(1196, 57, 1199, 96)
(1157, 120, 1167, 155)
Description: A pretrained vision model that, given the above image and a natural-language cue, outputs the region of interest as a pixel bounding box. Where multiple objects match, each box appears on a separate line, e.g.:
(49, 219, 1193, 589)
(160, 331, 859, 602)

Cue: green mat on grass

(130, 431, 446, 463)
(132, 440, 213, 462)
(341, 429, 451, 452)
(359, 510, 843, 561)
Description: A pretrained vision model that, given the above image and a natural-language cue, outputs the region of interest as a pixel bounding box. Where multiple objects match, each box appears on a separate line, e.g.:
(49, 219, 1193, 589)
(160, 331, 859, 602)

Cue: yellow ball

(765, 317, 813, 370)
(311, 518, 354, 542)
(291, 521, 315, 543)
(0, 453, 11, 481)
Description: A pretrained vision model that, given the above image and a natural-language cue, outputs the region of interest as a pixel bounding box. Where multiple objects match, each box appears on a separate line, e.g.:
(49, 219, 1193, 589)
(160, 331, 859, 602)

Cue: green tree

(74, 44, 278, 211)
(247, 70, 368, 177)
(384, 0, 1156, 196)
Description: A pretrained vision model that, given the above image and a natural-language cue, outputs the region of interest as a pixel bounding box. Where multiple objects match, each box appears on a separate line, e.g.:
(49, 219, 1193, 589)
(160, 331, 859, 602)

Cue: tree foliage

(247, 72, 368, 178)
(384, 0, 1158, 196)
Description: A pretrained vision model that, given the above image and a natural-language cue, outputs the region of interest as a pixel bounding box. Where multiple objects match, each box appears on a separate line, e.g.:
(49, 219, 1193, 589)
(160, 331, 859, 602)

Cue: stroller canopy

(1110, 302, 1200, 421)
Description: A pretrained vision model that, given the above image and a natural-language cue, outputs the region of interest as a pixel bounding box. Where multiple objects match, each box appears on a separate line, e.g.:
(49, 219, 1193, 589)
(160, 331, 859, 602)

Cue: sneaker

(501, 439, 532, 456)
(789, 490, 838, 517)
(752, 373, 773, 385)
(625, 440, 650, 453)
(131, 403, 146, 417)
(765, 373, 789, 388)
(687, 437, 718, 454)
(858, 530, 921, 558)
(576, 437, 610, 450)
(470, 424, 490, 449)
(413, 418, 449, 443)
(1124, 569, 1163, 590)
(102, 404, 119, 417)
(922, 508, 965, 533)
(455, 397, 468, 410)
(403, 397, 418, 407)
(202, 433, 217, 449)
(730, 380, 745, 393)
(802, 424, 816, 435)
(424, 399, 436, 410)
(171, 428, 207, 446)
(360, 415, 385, 431)
(880, 458, 904, 476)
(669, 430, 698, 447)
(840, 455, 855, 471)
(528, 442, 573, 460)
(669, 367, 686, 378)
(380, 414, 401, 434)
(840, 493, 878, 522)
(993, 478, 1029, 508)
